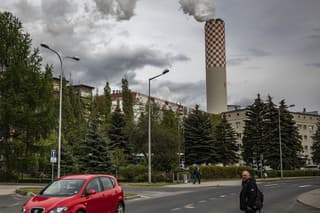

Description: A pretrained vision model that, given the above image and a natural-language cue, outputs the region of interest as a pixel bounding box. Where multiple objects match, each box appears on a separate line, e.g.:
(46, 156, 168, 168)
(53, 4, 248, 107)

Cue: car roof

(59, 174, 115, 180)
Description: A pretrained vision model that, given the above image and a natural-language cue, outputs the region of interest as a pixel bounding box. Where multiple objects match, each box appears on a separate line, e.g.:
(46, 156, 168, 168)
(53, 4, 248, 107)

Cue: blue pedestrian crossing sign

(50, 150, 57, 163)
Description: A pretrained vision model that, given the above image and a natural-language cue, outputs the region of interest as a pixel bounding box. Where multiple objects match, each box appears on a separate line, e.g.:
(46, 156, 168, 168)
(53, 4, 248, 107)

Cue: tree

(262, 96, 281, 169)
(0, 12, 55, 178)
(242, 94, 266, 167)
(311, 122, 320, 164)
(108, 106, 131, 158)
(215, 114, 239, 165)
(183, 105, 217, 165)
(278, 100, 303, 169)
(121, 78, 133, 123)
(79, 112, 112, 174)
(104, 81, 112, 123)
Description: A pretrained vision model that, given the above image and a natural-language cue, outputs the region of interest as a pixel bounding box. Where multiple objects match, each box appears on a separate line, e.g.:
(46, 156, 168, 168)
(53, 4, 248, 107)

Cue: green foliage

(119, 164, 148, 182)
(311, 122, 320, 164)
(121, 78, 134, 123)
(242, 95, 303, 170)
(0, 11, 55, 179)
(108, 106, 131, 157)
(190, 165, 253, 179)
(242, 94, 266, 166)
(102, 81, 112, 130)
(183, 105, 217, 165)
(79, 114, 112, 174)
(215, 114, 239, 165)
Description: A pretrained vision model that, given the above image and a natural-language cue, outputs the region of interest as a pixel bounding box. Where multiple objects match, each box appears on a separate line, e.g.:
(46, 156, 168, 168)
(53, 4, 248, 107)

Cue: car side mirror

(87, 189, 96, 195)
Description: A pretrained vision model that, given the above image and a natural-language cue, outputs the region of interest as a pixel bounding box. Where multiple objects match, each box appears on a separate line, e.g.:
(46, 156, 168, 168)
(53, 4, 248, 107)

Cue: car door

(82, 177, 104, 212)
(100, 176, 117, 213)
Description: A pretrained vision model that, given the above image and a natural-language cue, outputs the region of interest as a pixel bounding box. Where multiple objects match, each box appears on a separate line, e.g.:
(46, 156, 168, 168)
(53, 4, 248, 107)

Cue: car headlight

(49, 207, 69, 213)
(21, 206, 26, 213)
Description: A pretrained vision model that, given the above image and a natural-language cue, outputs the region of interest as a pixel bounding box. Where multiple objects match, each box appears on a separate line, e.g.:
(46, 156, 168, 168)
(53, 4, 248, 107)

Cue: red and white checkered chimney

(205, 18, 227, 114)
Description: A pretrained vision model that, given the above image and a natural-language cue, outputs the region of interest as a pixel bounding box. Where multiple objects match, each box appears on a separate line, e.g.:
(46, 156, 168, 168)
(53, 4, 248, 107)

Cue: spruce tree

(263, 96, 281, 169)
(79, 106, 112, 173)
(183, 105, 217, 165)
(242, 94, 267, 167)
(215, 114, 239, 165)
(311, 122, 320, 164)
(278, 100, 303, 169)
(108, 106, 131, 158)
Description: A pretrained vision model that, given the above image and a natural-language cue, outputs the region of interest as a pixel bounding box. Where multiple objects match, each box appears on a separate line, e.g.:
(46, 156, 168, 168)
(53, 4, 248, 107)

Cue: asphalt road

(1, 178, 319, 213)
(125, 178, 320, 213)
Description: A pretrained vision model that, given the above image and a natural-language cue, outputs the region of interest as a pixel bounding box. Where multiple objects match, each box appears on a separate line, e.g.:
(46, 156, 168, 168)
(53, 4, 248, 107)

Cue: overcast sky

(1, 0, 320, 112)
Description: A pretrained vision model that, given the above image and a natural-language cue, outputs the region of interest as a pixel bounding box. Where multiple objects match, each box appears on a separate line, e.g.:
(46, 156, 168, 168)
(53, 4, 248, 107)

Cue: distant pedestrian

(240, 170, 264, 213)
(193, 167, 201, 184)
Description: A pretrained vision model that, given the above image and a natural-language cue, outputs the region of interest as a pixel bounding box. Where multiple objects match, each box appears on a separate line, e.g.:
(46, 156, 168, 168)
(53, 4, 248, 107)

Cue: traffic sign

(50, 150, 57, 163)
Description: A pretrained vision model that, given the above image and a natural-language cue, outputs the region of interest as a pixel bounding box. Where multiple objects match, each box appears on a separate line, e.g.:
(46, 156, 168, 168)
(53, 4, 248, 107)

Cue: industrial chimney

(205, 18, 227, 114)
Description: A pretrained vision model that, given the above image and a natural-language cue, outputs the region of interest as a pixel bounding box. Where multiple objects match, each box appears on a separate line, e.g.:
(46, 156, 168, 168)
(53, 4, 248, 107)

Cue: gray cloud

(227, 56, 250, 66)
(94, 0, 139, 21)
(70, 45, 190, 87)
(308, 63, 320, 68)
(248, 48, 270, 57)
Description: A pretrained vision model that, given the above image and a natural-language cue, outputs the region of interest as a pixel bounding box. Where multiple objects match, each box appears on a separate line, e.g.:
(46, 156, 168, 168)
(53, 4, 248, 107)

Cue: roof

(71, 84, 95, 89)
(59, 174, 115, 180)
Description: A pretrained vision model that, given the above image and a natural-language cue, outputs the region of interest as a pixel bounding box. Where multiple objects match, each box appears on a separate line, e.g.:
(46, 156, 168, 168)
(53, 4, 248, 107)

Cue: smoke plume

(179, 0, 215, 22)
(94, 0, 139, 21)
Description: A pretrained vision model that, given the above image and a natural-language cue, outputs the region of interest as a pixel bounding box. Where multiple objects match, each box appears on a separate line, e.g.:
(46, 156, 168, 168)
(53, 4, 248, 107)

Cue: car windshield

(40, 179, 85, 197)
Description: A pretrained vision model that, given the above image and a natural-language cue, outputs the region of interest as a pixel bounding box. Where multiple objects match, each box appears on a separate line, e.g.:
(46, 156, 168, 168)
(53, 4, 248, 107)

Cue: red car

(21, 174, 125, 213)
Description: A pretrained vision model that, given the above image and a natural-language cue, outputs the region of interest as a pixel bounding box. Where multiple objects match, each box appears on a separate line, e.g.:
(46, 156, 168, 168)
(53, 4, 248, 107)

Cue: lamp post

(40, 43, 79, 178)
(278, 103, 295, 179)
(148, 69, 169, 184)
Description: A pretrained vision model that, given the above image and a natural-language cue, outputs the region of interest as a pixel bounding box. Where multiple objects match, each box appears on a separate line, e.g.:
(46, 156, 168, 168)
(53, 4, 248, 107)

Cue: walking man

(193, 167, 201, 184)
(240, 170, 262, 213)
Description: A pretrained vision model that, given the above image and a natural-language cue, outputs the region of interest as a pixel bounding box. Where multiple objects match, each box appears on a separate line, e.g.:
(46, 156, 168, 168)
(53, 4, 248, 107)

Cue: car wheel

(77, 210, 85, 213)
(116, 202, 124, 213)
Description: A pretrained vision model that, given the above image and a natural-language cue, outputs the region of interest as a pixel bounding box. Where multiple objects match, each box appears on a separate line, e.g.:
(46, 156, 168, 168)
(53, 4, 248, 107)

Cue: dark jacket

(240, 178, 258, 212)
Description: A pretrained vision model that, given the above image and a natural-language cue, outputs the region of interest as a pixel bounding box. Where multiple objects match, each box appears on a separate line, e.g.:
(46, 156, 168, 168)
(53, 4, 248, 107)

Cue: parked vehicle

(21, 174, 125, 213)
(301, 165, 319, 171)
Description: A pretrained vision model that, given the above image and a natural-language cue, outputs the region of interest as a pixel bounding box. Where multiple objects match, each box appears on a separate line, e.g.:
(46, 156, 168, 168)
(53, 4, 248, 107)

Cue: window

(100, 177, 115, 190)
(304, 135, 308, 141)
(304, 146, 308, 151)
(236, 122, 241, 128)
(309, 125, 314, 131)
(86, 178, 102, 193)
(303, 125, 307, 130)
(297, 124, 302, 129)
(237, 113, 240, 116)
(237, 133, 242, 139)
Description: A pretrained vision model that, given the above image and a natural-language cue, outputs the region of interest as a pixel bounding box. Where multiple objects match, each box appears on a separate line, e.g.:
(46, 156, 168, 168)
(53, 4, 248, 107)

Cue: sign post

(50, 150, 57, 181)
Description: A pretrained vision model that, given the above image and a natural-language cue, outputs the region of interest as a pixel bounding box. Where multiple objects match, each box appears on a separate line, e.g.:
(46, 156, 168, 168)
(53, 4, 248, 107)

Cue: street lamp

(40, 43, 79, 178)
(148, 69, 169, 184)
(278, 103, 295, 179)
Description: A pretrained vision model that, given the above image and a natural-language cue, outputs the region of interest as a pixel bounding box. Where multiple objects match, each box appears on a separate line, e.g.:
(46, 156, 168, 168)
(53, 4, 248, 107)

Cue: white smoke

(94, 0, 139, 21)
(179, 0, 215, 22)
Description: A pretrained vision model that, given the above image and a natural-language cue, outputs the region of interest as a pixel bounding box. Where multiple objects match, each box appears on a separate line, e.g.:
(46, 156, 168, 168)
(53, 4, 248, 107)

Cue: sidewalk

(297, 188, 320, 209)
(165, 180, 241, 188)
(0, 184, 45, 195)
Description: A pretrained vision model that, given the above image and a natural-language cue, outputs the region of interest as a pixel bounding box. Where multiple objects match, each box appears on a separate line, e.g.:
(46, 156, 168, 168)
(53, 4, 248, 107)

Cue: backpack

(255, 187, 264, 210)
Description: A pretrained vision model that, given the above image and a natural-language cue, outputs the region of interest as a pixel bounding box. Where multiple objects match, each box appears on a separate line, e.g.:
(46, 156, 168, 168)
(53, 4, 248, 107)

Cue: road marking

(171, 208, 181, 211)
(264, 184, 278, 187)
(198, 200, 207, 203)
(219, 194, 227, 198)
(299, 185, 312, 188)
(184, 203, 195, 209)
(229, 193, 237, 196)
(209, 197, 217, 200)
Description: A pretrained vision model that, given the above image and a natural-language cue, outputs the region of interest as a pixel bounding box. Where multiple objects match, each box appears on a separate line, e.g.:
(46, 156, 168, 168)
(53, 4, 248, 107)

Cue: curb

(296, 197, 320, 210)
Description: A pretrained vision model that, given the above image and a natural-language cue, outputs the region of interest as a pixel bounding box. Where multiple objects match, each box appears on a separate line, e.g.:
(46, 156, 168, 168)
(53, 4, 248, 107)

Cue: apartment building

(225, 109, 320, 165)
(111, 90, 192, 121)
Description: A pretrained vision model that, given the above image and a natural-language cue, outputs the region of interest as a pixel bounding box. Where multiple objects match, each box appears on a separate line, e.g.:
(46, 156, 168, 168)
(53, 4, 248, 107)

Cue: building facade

(225, 109, 319, 165)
